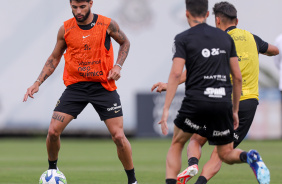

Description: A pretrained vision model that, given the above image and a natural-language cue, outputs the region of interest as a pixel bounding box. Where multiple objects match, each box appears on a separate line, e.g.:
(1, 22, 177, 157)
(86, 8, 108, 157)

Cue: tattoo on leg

(52, 113, 65, 123)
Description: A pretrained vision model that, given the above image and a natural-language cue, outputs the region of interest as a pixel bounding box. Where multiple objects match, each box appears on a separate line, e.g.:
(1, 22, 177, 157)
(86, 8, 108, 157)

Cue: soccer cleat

(247, 150, 270, 184)
(177, 164, 198, 184)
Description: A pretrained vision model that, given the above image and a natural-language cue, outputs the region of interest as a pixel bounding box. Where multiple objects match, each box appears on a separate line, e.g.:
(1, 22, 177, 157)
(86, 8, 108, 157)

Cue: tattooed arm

(23, 25, 67, 102)
(36, 26, 66, 84)
(107, 19, 130, 81)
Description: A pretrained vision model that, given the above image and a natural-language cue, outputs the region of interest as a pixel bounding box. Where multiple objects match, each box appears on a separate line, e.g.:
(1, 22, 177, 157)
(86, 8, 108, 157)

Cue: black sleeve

(105, 33, 111, 51)
(253, 34, 268, 54)
(229, 36, 237, 58)
(172, 34, 186, 60)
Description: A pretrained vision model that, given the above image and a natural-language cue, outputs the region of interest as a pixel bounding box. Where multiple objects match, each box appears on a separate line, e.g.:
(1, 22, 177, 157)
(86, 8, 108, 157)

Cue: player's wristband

(35, 79, 42, 85)
(115, 64, 122, 69)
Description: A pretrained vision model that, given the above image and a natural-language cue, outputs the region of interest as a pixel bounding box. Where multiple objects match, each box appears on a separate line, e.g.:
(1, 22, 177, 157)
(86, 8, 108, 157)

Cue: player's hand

(23, 83, 40, 102)
(232, 112, 239, 130)
(151, 82, 168, 93)
(158, 110, 169, 135)
(107, 65, 121, 81)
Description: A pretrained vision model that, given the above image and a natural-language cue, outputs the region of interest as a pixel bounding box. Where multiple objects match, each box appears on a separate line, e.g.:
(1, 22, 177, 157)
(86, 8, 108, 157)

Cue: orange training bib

(63, 15, 116, 91)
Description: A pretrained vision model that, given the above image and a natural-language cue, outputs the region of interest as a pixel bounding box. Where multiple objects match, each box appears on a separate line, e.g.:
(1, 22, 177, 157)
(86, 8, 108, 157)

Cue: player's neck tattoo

(193, 20, 206, 24)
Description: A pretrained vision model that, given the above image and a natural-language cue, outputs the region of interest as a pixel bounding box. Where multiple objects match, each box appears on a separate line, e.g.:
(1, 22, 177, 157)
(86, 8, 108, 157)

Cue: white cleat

(177, 164, 198, 184)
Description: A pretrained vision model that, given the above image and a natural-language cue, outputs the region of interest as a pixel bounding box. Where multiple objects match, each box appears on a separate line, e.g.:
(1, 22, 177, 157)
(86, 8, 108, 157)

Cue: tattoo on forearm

(39, 71, 44, 79)
(52, 113, 65, 123)
(46, 59, 55, 69)
(43, 74, 49, 81)
(117, 43, 129, 65)
(38, 59, 56, 83)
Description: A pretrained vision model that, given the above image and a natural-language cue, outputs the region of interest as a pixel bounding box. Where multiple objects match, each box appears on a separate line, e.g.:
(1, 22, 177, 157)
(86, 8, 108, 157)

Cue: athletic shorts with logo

(174, 99, 234, 145)
(233, 98, 258, 148)
(54, 82, 123, 121)
(206, 98, 258, 147)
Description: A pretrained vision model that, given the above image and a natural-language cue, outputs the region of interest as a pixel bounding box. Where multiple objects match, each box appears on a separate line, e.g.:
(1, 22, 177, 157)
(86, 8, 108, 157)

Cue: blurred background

(1, 0, 281, 139)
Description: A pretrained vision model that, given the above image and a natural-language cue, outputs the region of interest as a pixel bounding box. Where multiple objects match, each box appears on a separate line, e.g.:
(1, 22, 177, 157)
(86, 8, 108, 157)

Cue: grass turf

(0, 138, 281, 184)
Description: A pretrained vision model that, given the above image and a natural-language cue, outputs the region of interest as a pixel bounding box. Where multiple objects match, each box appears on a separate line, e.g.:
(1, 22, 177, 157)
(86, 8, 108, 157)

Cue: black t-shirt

(173, 23, 237, 102)
(253, 34, 268, 53)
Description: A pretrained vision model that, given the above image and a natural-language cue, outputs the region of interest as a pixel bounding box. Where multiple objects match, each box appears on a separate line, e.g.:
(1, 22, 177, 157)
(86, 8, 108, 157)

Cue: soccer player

(274, 34, 282, 105)
(23, 0, 137, 183)
(155, 0, 271, 184)
(153, 2, 278, 184)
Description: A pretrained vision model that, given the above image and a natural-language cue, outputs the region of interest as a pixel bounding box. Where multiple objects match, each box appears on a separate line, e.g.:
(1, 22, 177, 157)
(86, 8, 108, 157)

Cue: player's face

(71, 1, 92, 22)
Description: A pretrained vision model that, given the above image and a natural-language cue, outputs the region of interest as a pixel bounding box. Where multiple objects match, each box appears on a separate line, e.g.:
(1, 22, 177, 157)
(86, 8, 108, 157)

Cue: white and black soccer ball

(39, 169, 67, 184)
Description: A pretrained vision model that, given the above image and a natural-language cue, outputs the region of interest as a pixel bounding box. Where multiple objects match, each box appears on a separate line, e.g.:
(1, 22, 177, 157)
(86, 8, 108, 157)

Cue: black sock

(166, 179, 177, 184)
(125, 168, 137, 184)
(194, 176, 207, 184)
(240, 151, 248, 163)
(48, 159, 58, 169)
(188, 157, 199, 166)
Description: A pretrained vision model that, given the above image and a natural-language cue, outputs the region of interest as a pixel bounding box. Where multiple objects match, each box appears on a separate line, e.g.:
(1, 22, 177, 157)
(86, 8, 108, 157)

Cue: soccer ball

(39, 169, 67, 184)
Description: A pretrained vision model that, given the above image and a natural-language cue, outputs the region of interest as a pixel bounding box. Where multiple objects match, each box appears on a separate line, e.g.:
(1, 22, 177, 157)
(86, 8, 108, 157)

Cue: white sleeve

(274, 53, 280, 69)
(274, 35, 282, 69)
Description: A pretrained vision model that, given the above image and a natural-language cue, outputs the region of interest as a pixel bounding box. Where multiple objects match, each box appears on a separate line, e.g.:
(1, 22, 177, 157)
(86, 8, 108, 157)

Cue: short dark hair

(70, 0, 91, 2)
(213, 1, 237, 21)
(185, 0, 208, 18)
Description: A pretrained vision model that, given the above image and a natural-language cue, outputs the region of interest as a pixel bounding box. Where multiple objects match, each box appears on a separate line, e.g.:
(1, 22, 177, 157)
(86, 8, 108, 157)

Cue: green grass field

(0, 138, 281, 184)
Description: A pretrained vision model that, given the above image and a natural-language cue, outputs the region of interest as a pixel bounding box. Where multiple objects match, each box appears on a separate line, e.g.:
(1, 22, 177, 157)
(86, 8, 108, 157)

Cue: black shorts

(233, 98, 258, 148)
(174, 99, 234, 145)
(54, 82, 123, 121)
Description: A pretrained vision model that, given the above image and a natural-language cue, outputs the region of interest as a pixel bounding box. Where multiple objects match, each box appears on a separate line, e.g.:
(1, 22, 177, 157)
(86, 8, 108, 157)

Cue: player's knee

(189, 138, 203, 148)
(47, 128, 61, 142)
(112, 133, 126, 147)
(190, 134, 207, 146)
(171, 138, 186, 147)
